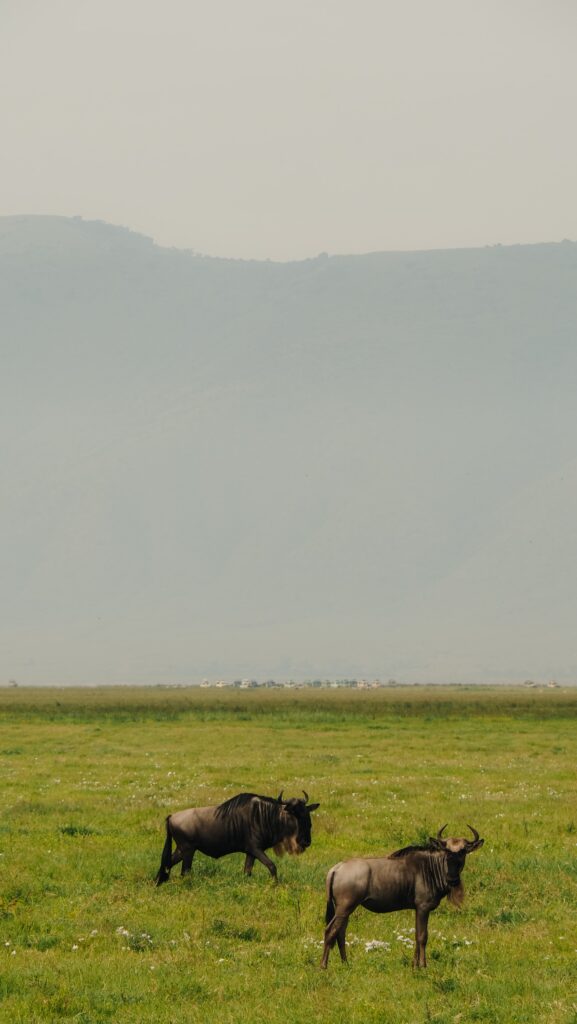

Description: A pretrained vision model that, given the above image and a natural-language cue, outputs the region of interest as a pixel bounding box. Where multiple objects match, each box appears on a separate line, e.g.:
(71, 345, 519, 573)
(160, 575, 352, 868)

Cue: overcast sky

(2, 0, 576, 260)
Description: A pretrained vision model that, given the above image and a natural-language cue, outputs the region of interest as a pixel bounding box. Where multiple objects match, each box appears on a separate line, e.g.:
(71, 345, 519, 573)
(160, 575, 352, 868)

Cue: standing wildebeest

(155, 790, 319, 885)
(321, 825, 484, 969)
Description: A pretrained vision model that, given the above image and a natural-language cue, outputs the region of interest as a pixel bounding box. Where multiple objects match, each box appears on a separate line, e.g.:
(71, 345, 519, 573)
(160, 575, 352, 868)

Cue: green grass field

(1, 686, 576, 1023)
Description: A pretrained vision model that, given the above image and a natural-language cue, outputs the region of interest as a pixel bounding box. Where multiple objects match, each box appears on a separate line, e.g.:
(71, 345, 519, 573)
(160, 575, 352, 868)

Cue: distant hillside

(2, 215, 577, 684)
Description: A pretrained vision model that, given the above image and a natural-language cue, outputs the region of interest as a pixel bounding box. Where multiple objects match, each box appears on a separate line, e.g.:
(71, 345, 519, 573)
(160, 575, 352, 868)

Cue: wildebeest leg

(170, 849, 184, 868)
(181, 849, 195, 876)
(413, 908, 430, 968)
(243, 854, 255, 876)
(248, 847, 277, 880)
(321, 909, 352, 969)
(336, 918, 349, 963)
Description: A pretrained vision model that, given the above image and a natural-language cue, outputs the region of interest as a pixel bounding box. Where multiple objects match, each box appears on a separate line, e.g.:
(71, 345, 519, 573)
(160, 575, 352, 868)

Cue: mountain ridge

(2, 213, 574, 261)
(2, 216, 576, 684)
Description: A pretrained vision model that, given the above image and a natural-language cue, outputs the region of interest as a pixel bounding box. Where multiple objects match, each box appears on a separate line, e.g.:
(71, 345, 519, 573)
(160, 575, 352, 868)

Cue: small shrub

(493, 908, 527, 925)
(59, 825, 97, 837)
(435, 977, 458, 994)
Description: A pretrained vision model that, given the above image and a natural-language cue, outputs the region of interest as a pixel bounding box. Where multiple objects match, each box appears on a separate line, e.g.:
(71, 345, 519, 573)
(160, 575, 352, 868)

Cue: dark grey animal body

(155, 791, 319, 885)
(321, 825, 484, 969)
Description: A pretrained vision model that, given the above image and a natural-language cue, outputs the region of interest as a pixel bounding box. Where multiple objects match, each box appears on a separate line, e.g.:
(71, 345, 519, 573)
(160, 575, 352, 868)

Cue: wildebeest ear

(468, 838, 484, 851)
(428, 837, 446, 849)
(307, 802, 320, 812)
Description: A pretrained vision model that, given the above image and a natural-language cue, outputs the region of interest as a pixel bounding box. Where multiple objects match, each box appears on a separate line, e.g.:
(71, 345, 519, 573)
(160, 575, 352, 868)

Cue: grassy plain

(1, 685, 576, 1024)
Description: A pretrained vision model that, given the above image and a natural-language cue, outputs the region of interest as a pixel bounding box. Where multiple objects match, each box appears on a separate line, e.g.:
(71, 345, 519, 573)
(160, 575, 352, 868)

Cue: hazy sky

(2, 0, 576, 259)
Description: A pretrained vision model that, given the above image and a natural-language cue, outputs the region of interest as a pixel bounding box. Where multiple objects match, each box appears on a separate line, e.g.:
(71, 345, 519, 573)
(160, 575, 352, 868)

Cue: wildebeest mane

(214, 792, 278, 819)
(388, 843, 436, 859)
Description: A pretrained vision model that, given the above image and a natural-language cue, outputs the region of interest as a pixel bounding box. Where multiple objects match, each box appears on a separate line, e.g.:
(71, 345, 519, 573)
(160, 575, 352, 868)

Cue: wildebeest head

(428, 825, 484, 902)
(429, 824, 484, 856)
(275, 790, 320, 854)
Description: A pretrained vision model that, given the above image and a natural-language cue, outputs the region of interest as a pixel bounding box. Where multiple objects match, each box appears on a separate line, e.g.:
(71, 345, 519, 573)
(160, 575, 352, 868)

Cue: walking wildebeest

(321, 825, 484, 969)
(155, 790, 319, 885)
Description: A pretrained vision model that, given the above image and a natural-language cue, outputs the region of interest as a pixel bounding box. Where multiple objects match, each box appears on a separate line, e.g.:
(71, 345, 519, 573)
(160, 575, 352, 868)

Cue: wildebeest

(155, 790, 319, 885)
(321, 825, 484, 969)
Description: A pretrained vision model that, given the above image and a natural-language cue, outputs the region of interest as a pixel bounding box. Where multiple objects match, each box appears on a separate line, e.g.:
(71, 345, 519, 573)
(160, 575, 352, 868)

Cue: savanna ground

(1, 685, 576, 1024)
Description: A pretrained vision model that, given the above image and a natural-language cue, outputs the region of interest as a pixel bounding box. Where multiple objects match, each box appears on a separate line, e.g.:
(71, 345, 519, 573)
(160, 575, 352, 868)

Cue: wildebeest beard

(273, 833, 302, 856)
(447, 879, 465, 906)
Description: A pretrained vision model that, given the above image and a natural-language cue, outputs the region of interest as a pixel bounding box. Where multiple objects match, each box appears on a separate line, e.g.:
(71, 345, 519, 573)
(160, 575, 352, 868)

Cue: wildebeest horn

(302, 790, 309, 803)
(277, 790, 284, 803)
(437, 824, 448, 840)
(467, 824, 480, 843)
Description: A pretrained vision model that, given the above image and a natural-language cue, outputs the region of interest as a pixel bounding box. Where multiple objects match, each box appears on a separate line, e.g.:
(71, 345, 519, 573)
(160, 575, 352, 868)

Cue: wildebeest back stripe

(213, 793, 289, 849)
(250, 798, 288, 846)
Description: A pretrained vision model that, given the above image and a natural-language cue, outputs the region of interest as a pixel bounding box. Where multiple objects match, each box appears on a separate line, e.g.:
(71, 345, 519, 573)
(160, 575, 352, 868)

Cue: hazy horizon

(3, 2, 576, 685)
(3, 216, 577, 687)
(2, 1, 576, 260)
(6, 212, 575, 264)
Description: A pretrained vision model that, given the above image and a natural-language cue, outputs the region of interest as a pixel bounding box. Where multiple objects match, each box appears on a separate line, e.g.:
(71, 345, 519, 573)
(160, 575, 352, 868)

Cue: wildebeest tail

(155, 816, 173, 886)
(325, 867, 337, 925)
